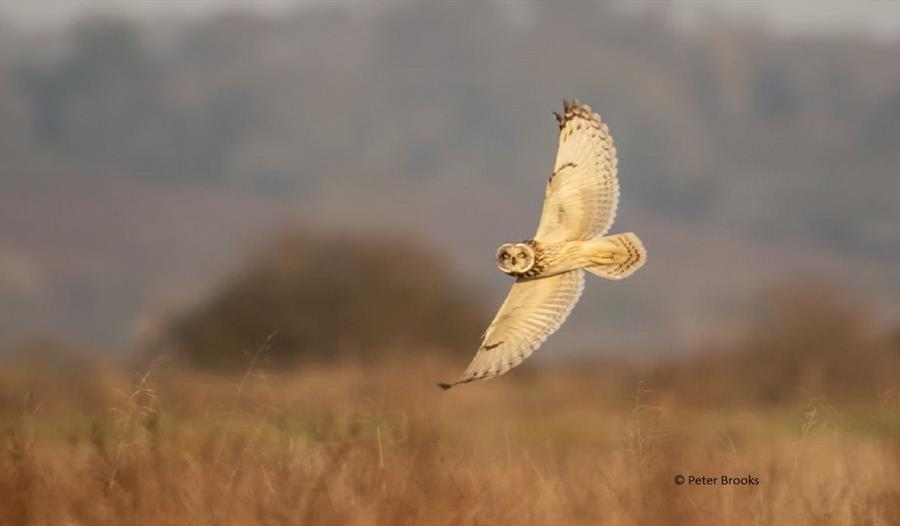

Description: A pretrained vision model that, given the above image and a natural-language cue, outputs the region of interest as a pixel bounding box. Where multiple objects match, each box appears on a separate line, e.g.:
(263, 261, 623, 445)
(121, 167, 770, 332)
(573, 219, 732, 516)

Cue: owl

(438, 99, 646, 389)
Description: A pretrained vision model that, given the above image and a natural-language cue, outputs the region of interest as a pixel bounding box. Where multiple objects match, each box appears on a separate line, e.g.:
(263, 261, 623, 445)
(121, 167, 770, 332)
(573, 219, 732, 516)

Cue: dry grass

(1, 354, 899, 526)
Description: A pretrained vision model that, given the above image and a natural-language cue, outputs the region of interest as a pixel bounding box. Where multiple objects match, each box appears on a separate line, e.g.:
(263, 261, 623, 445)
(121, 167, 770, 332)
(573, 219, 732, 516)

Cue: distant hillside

(1, 3, 899, 351)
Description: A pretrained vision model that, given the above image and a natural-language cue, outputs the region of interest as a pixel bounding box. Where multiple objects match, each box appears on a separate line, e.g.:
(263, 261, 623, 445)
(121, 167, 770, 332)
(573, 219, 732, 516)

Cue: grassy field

(1, 353, 899, 526)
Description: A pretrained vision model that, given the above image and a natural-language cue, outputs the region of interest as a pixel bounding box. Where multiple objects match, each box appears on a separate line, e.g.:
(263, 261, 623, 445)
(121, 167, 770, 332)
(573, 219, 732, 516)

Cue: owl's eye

(501, 253, 510, 259)
(517, 252, 526, 259)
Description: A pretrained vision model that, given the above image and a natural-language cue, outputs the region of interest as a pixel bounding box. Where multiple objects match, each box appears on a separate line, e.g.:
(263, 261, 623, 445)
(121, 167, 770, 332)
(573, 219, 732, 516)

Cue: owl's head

(496, 242, 535, 275)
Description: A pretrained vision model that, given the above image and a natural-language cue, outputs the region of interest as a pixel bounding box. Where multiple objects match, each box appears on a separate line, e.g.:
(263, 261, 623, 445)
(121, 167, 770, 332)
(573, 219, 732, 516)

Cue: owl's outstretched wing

(438, 270, 584, 389)
(534, 99, 619, 243)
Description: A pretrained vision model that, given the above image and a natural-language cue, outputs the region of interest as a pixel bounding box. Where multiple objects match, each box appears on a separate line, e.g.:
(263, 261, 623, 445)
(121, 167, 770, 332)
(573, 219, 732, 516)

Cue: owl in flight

(438, 99, 646, 390)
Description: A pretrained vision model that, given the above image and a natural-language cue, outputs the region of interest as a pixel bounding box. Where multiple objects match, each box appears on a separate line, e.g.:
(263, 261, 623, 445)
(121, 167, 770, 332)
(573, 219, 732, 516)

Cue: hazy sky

(1, 0, 900, 41)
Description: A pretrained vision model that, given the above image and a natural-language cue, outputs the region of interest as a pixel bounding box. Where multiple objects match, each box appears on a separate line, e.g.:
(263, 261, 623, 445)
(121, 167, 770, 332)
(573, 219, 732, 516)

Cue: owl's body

(496, 236, 644, 280)
(439, 99, 646, 390)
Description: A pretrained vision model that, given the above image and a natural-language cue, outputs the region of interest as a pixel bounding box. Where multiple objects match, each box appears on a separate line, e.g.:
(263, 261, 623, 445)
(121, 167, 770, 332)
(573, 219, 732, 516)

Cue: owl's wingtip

(436, 382, 454, 391)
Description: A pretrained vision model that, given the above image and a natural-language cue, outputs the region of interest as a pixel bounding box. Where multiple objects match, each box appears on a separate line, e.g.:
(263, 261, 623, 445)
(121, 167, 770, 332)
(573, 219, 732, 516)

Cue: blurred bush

(150, 228, 485, 370)
(652, 279, 900, 406)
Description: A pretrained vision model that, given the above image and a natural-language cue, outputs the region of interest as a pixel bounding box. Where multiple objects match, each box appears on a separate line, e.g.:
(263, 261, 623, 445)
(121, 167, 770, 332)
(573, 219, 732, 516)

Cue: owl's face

(496, 243, 535, 275)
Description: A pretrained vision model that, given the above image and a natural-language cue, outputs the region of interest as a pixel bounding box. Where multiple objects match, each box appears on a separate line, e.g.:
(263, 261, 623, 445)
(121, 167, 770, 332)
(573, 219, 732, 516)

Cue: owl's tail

(585, 232, 646, 280)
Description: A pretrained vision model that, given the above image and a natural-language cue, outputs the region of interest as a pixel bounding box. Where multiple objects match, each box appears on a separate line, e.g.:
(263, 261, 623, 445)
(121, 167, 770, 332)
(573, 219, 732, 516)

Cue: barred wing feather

(534, 99, 619, 243)
(438, 270, 585, 389)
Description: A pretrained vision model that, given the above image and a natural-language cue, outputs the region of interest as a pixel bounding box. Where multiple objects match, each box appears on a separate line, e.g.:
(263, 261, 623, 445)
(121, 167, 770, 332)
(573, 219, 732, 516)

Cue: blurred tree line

(1, 4, 899, 258)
